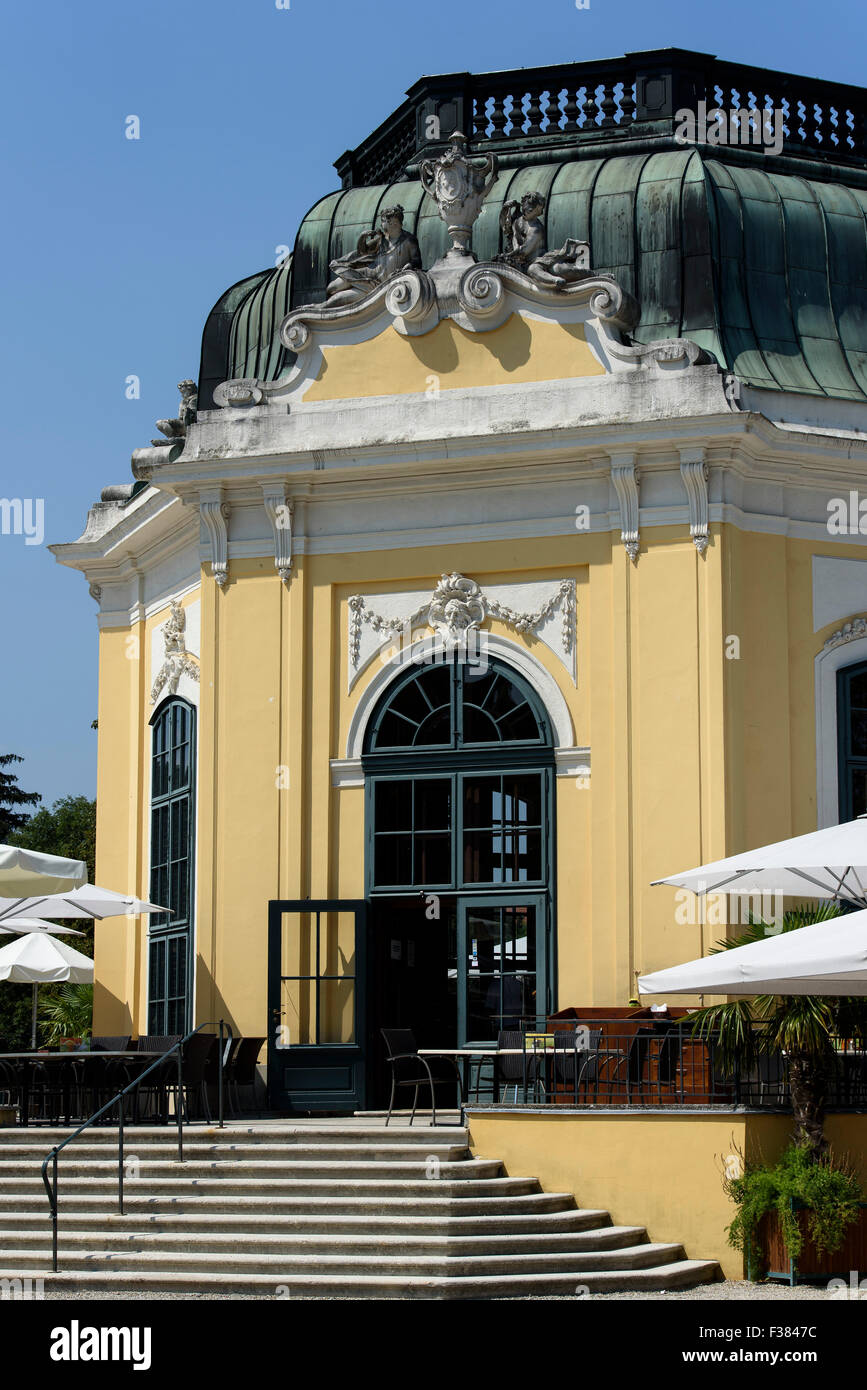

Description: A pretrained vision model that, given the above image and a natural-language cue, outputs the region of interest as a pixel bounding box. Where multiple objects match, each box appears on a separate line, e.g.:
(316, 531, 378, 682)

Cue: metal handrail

(40, 1019, 233, 1272)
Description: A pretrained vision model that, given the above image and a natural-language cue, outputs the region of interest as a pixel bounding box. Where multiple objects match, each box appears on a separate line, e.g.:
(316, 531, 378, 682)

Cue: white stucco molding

(679, 447, 709, 554)
(262, 484, 293, 582)
(610, 452, 640, 563)
(199, 489, 230, 588)
(815, 621, 867, 826)
(343, 632, 577, 763)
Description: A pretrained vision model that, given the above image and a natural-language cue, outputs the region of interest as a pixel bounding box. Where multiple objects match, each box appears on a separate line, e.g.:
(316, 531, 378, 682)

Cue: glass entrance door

(457, 895, 547, 1044)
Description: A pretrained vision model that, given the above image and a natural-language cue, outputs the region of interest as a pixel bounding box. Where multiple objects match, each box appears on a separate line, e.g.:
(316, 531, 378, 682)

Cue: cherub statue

(153, 380, 198, 445)
(326, 205, 422, 307)
(495, 193, 590, 288)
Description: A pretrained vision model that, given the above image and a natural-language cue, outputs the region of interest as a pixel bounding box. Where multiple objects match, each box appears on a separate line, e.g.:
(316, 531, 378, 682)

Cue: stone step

(4, 1260, 721, 1297)
(0, 1242, 687, 1276)
(0, 1125, 467, 1146)
(6, 1142, 470, 1164)
(3, 1205, 606, 1236)
(0, 1224, 648, 1257)
(0, 1156, 491, 1181)
(0, 1175, 539, 1203)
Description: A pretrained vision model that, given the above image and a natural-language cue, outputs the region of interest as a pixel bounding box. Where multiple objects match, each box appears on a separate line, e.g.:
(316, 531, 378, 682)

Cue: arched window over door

(837, 661, 867, 820)
(148, 698, 196, 1034)
(364, 657, 556, 1046)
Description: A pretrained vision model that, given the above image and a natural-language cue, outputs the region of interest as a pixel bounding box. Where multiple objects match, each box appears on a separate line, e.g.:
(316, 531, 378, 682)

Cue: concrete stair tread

(0, 1123, 721, 1298)
(6, 1261, 721, 1296)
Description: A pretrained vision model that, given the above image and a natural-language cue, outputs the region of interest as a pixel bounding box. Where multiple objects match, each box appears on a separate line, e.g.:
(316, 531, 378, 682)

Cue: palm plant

(689, 903, 867, 1158)
(39, 983, 93, 1047)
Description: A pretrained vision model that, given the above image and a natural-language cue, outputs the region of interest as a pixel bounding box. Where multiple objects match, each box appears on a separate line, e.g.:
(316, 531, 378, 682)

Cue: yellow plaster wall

(468, 1109, 867, 1278)
(303, 315, 604, 401)
(91, 520, 867, 1037)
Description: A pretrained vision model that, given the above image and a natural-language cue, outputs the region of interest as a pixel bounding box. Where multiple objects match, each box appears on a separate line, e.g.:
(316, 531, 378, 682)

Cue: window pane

(374, 780, 412, 831)
(462, 705, 501, 742)
(502, 775, 543, 827)
(374, 834, 413, 885)
(502, 829, 542, 882)
(415, 779, 451, 830)
(852, 711, 867, 757)
(849, 672, 867, 707)
(463, 831, 501, 883)
(414, 833, 450, 884)
(415, 705, 452, 744)
(463, 777, 501, 828)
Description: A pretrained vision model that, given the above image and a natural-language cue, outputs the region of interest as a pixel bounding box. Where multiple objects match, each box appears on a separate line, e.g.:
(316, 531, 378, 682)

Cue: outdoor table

(0, 1051, 162, 1126)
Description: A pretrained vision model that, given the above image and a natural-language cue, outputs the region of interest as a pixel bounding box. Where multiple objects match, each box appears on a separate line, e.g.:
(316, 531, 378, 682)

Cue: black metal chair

(71, 1036, 134, 1120)
(553, 1027, 603, 1102)
(131, 1035, 183, 1122)
(381, 1029, 463, 1126)
(225, 1037, 264, 1116)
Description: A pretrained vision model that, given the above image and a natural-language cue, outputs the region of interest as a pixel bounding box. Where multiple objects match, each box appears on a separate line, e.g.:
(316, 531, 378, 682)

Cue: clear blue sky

(1, 0, 863, 810)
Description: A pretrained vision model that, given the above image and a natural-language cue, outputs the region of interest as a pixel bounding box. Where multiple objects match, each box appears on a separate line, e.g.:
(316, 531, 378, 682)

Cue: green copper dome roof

(198, 56, 867, 409)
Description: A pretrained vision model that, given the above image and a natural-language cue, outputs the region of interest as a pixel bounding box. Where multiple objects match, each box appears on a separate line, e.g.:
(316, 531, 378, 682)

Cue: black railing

(467, 1022, 867, 1111)
(40, 1020, 233, 1273)
(334, 50, 867, 188)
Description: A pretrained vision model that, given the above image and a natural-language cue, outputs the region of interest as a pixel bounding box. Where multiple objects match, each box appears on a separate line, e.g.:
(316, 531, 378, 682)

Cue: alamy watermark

(0, 497, 44, 546)
(675, 888, 785, 932)
(675, 102, 785, 156)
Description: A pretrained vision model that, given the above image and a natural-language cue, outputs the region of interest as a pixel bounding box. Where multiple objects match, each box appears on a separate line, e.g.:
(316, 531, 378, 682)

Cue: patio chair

(553, 1027, 603, 1102)
(625, 1028, 657, 1103)
(173, 1032, 218, 1121)
(225, 1037, 264, 1116)
(130, 1035, 183, 1122)
(380, 1028, 463, 1126)
(496, 1029, 550, 1103)
(756, 1052, 788, 1106)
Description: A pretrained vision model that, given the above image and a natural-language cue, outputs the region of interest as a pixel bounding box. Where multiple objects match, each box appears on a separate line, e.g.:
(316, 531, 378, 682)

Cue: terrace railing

(469, 1021, 867, 1111)
(334, 50, 867, 189)
(40, 1020, 233, 1273)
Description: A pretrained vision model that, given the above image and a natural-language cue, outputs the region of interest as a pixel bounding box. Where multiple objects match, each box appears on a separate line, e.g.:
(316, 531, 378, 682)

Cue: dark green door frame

(267, 899, 368, 1113)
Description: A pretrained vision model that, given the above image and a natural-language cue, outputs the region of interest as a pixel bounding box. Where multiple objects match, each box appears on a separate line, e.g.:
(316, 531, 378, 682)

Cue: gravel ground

(39, 1280, 834, 1301)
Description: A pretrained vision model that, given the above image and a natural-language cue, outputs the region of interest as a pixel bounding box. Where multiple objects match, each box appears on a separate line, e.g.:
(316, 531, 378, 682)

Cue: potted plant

(724, 1141, 865, 1283)
(38, 983, 93, 1049)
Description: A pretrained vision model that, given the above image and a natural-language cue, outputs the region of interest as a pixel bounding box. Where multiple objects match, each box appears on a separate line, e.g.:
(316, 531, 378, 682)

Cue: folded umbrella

(0, 883, 168, 924)
(0, 932, 94, 1048)
(639, 909, 867, 997)
(652, 816, 867, 908)
(0, 916, 84, 937)
(0, 845, 86, 898)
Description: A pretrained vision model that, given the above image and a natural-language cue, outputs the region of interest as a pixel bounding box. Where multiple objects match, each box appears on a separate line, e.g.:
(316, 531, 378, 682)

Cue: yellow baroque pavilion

(53, 51, 867, 1114)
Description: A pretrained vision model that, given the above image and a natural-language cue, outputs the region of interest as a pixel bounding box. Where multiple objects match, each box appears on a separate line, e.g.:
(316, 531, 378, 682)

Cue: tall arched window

(148, 698, 196, 1034)
(363, 656, 556, 1046)
(837, 661, 867, 820)
(365, 658, 554, 890)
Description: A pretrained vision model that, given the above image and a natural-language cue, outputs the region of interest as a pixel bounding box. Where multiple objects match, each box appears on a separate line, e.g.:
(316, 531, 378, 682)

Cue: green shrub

(724, 1143, 862, 1265)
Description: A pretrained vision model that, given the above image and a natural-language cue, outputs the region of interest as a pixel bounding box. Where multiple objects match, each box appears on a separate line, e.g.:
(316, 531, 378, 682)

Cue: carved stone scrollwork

(200, 492, 230, 588)
(88, 583, 102, 604)
(823, 616, 867, 652)
(348, 574, 577, 678)
(151, 600, 200, 705)
(610, 454, 640, 564)
(607, 338, 711, 368)
(419, 131, 497, 259)
(680, 449, 710, 555)
(262, 484, 293, 582)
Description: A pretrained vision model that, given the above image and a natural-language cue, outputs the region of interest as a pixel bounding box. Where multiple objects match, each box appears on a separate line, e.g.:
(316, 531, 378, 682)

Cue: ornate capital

(610, 454, 640, 563)
(680, 449, 709, 555)
(262, 485, 293, 582)
(199, 491, 230, 588)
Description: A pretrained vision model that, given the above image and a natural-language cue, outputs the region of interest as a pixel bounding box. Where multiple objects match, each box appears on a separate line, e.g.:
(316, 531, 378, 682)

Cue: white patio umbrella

(0, 916, 84, 937)
(638, 909, 867, 998)
(0, 883, 168, 925)
(652, 816, 867, 908)
(0, 932, 94, 1048)
(0, 844, 86, 898)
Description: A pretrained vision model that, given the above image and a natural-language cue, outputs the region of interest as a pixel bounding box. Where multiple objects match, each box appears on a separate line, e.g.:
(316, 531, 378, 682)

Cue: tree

(9, 795, 96, 882)
(0, 754, 40, 840)
(689, 904, 867, 1158)
(0, 795, 97, 1048)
